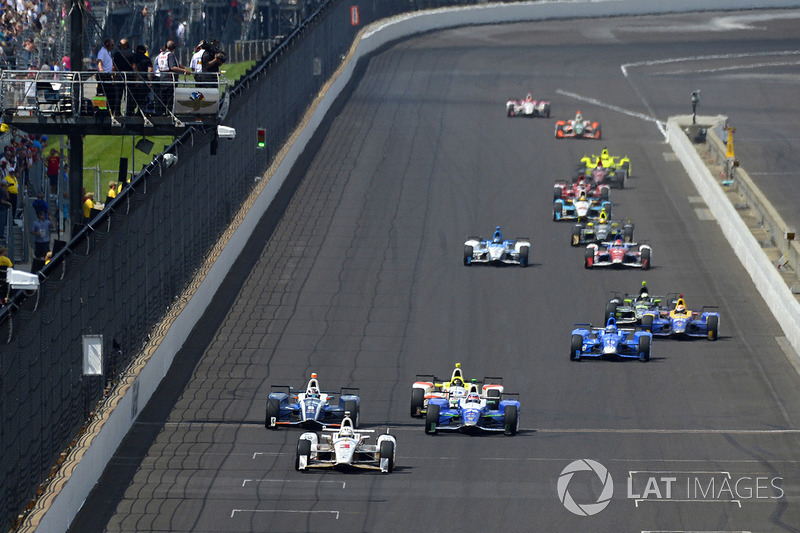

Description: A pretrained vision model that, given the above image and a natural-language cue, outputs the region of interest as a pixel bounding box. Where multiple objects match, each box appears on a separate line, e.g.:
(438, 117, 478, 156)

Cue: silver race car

(295, 415, 397, 474)
(464, 226, 530, 267)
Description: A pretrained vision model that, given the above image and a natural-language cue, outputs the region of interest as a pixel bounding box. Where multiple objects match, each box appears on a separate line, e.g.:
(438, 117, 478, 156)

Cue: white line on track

(620, 51, 800, 77)
(230, 509, 339, 519)
(242, 479, 345, 488)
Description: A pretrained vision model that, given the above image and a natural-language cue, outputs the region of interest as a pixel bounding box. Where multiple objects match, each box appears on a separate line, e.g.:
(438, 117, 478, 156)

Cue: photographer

(195, 39, 225, 85)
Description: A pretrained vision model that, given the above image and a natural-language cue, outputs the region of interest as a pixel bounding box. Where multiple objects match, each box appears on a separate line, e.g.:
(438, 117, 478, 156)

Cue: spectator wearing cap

(82, 192, 94, 223)
(96, 38, 115, 111)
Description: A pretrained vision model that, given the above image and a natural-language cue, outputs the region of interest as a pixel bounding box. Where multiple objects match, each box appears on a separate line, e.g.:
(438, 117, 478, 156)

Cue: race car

(424, 378, 520, 436)
(575, 163, 627, 190)
(464, 226, 530, 267)
(554, 175, 610, 203)
(295, 414, 397, 473)
(571, 212, 633, 246)
(579, 147, 631, 177)
(645, 295, 720, 341)
(265, 373, 361, 429)
(584, 238, 651, 269)
(605, 281, 675, 326)
(555, 110, 601, 139)
(506, 92, 551, 118)
(411, 362, 472, 417)
(570, 317, 652, 362)
(554, 193, 613, 222)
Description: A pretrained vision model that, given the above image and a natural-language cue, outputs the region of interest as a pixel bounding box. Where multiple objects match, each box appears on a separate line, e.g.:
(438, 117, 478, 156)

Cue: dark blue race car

(646, 296, 720, 341)
(265, 373, 361, 429)
(570, 317, 653, 362)
(424, 379, 520, 436)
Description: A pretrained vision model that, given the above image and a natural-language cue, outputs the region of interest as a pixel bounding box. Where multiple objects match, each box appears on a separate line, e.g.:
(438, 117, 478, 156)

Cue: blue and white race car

(554, 195, 613, 222)
(645, 296, 720, 341)
(424, 379, 520, 436)
(463, 227, 530, 267)
(265, 373, 361, 429)
(570, 317, 653, 362)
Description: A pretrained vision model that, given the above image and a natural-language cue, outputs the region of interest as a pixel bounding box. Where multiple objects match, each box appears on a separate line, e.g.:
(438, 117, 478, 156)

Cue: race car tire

(410, 388, 424, 417)
(380, 440, 395, 474)
(639, 335, 651, 362)
(486, 387, 501, 410)
(571, 225, 582, 246)
(642, 314, 654, 332)
(295, 439, 311, 471)
(507, 107, 514, 117)
(504, 405, 518, 436)
(584, 247, 594, 269)
(545, 105, 551, 118)
(425, 404, 439, 435)
(344, 400, 360, 428)
(554, 186, 563, 201)
(463, 245, 473, 266)
(623, 224, 634, 243)
(621, 160, 631, 175)
(595, 127, 602, 140)
(553, 204, 562, 221)
(707, 315, 719, 341)
(620, 169, 628, 189)
(519, 245, 529, 267)
(641, 248, 651, 270)
(266, 398, 280, 429)
(605, 301, 619, 323)
(600, 186, 610, 202)
(570, 334, 583, 361)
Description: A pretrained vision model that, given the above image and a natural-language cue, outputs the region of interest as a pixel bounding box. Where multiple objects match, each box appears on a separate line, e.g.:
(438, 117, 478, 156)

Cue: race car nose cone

(334, 439, 356, 465)
(463, 409, 480, 426)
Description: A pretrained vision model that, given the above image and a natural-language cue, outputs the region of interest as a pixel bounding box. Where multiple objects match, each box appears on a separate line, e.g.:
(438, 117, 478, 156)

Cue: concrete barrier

(27, 1, 800, 531)
(668, 116, 800, 353)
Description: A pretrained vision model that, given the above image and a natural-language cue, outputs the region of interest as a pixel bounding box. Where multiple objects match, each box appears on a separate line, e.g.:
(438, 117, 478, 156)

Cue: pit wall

(28, 1, 800, 531)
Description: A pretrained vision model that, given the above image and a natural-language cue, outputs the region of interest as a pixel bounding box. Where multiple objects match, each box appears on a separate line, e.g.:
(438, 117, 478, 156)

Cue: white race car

(295, 415, 397, 474)
(464, 226, 530, 267)
(506, 93, 551, 118)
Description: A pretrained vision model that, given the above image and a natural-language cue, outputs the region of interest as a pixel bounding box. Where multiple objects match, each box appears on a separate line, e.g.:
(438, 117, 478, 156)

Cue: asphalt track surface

(69, 10, 800, 533)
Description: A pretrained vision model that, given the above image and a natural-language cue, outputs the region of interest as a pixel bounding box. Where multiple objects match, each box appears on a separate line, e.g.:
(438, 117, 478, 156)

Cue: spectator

(106, 181, 116, 203)
(0, 182, 11, 241)
(4, 170, 18, 218)
(154, 40, 189, 114)
(44, 250, 51, 264)
(30, 209, 51, 259)
(46, 148, 59, 195)
(113, 38, 137, 115)
(189, 41, 204, 74)
(0, 246, 12, 303)
(82, 191, 94, 223)
(0, 246, 13, 268)
(196, 39, 225, 85)
(133, 44, 153, 114)
(96, 38, 115, 112)
(32, 191, 48, 217)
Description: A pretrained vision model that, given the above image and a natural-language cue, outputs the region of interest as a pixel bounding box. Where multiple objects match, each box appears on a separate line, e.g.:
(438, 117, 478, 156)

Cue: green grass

(43, 61, 258, 196)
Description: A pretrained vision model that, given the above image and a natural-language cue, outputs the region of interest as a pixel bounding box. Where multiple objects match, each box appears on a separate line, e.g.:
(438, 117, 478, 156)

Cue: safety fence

(0, 0, 511, 529)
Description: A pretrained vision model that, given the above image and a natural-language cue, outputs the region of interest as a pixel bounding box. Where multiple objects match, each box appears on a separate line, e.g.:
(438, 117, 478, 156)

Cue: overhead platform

(0, 70, 230, 136)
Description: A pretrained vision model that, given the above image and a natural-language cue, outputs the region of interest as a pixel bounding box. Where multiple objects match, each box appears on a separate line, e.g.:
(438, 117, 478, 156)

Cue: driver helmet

(578, 191, 587, 201)
(340, 424, 354, 437)
(605, 323, 617, 334)
(452, 378, 463, 387)
(308, 387, 319, 398)
(575, 110, 583, 122)
(492, 229, 502, 243)
(467, 392, 480, 403)
(525, 92, 532, 101)
(675, 304, 686, 314)
(598, 211, 608, 223)
(639, 289, 649, 299)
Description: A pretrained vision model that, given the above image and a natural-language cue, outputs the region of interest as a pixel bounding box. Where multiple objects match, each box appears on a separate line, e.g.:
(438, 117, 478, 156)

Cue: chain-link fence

(0, 0, 502, 528)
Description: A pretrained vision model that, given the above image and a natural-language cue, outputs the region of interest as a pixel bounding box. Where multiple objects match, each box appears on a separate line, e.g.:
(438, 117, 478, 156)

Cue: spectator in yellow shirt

(83, 192, 95, 223)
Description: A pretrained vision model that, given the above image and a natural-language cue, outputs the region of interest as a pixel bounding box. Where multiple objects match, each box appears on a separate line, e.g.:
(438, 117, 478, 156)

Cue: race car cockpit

(492, 227, 503, 243)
